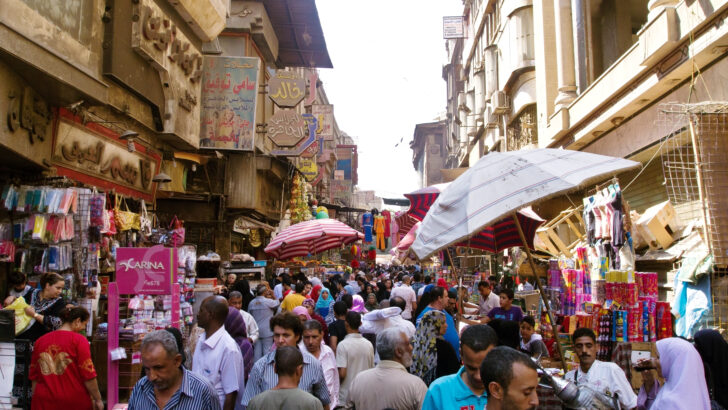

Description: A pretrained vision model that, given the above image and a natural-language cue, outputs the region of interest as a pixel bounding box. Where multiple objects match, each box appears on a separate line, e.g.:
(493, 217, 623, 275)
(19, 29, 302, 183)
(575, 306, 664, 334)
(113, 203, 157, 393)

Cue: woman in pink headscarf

(351, 294, 367, 313)
(292, 306, 311, 323)
(648, 337, 711, 410)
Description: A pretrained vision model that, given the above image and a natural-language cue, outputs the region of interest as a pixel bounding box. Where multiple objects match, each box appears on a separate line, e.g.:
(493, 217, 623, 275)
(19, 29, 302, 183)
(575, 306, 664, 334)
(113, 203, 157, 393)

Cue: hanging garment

(382, 210, 392, 237)
(361, 212, 373, 243)
(374, 216, 386, 250)
(611, 189, 625, 247)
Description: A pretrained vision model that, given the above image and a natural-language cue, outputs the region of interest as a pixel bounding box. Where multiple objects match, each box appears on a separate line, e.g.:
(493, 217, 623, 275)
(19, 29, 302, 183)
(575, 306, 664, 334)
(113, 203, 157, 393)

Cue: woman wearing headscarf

(436, 278, 449, 290)
(694, 329, 728, 409)
(364, 293, 378, 312)
(351, 294, 367, 313)
(292, 305, 311, 323)
(649, 337, 711, 410)
(410, 310, 459, 386)
(302, 298, 329, 344)
(316, 287, 335, 322)
(223, 306, 253, 382)
(310, 284, 322, 302)
(344, 284, 356, 298)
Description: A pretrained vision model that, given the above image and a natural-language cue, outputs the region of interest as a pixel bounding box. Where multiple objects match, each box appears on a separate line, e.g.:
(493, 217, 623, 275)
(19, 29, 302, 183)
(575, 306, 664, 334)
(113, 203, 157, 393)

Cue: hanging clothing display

(374, 215, 385, 250)
(361, 212, 373, 243)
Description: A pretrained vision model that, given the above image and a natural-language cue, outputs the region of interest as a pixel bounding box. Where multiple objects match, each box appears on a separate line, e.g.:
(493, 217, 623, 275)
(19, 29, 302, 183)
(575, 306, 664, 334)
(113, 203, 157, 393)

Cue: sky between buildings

(317, 0, 462, 200)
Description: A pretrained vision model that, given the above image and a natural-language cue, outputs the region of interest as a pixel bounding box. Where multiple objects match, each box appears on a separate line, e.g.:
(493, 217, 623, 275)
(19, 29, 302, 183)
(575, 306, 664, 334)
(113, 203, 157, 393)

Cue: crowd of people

(5, 267, 728, 409)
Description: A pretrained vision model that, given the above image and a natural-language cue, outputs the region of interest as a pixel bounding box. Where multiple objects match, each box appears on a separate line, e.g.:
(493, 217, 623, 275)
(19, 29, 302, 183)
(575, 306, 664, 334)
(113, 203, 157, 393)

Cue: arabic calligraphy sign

(297, 158, 318, 182)
(52, 116, 159, 201)
(267, 110, 307, 147)
(268, 71, 305, 108)
(312, 104, 334, 140)
(200, 56, 260, 151)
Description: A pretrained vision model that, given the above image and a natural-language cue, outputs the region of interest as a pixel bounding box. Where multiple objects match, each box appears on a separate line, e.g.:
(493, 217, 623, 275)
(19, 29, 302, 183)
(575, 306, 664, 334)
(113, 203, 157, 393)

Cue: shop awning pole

(513, 211, 567, 371)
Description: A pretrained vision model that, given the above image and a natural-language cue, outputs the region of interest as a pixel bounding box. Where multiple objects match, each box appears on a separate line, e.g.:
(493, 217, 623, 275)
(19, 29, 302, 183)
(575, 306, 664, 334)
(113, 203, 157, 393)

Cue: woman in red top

(29, 306, 103, 410)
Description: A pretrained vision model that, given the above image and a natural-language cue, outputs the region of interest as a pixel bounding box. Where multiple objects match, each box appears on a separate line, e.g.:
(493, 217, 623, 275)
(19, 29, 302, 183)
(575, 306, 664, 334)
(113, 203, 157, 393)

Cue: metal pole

(513, 212, 567, 371)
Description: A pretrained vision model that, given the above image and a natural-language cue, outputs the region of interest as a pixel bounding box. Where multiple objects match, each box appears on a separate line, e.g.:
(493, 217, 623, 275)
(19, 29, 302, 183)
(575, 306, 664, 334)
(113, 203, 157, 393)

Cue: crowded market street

(2, 0, 728, 409)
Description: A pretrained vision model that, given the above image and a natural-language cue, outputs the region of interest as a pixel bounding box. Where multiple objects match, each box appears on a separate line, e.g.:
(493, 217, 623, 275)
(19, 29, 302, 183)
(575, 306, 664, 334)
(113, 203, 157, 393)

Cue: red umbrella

(394, 208, 544, 254)
(404, 183, 449, 221)
(265, 219, 364, 260)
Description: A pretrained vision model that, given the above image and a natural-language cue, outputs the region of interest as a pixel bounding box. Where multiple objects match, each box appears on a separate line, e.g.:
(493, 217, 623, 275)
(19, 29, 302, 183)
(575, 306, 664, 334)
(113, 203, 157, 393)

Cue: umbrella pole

(512, 212, 568, 372)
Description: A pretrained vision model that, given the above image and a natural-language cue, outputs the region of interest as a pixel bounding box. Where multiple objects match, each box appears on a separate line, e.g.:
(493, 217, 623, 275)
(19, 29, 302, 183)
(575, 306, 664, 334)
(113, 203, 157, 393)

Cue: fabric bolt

(248, 296, 280, 339)
(246, 388, 323, 410)
(651, 337, 711, 410)
(346, 360, 427, 410)
(29, 330, 97, 410)
(694, 329, 728, 409)
(564, 360, 638, 409)
(128, 367, 221, 410)
(241, 348, 330, 407)
(416, 306, 460, 360)
(390, 284, 417, 319)
(223, 307, 254, 383)
(411, 310, 446, 386)
(192, 327, 245, 409)
(422, 366, 488, 410)
(336, 333, 374, 404)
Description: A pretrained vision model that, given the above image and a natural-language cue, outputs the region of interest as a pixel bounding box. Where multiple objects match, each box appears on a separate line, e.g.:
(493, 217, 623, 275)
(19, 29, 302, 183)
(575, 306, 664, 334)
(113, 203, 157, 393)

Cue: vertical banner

(312, 104, 334, 140)
(200, 56, 260, 150)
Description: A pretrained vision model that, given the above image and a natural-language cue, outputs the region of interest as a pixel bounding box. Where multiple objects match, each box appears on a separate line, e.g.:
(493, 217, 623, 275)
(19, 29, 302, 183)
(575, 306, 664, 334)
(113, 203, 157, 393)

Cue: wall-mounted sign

(297, 158, 318, 182)
(268, 71, 306, 108)
(312, 104, 334, 140)
(6, 86, 52, 145)
(443, 16, 465, 39)
(270, 113, 318, 157)
(130, 0, 204, 147)
(300, 138, 321, 159)
(267, 110, 307, 147)
(334, 170, 345, 180)
(330, 180, 352, 202)
(52, 110, 161, 201)
(200, 56, 260, 150)
(116, 246, 177, 294)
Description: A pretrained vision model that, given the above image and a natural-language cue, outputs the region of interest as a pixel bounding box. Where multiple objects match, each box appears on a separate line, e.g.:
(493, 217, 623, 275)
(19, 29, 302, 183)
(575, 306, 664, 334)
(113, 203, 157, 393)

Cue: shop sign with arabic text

(52, 111, 160, 201)
(268, 71, 305, 108)
(200, 56, 260, 151)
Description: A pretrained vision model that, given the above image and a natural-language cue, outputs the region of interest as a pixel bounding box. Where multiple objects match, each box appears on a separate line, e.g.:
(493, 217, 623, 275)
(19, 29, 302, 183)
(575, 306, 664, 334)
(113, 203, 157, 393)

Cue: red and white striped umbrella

(265, 219, 364, 260)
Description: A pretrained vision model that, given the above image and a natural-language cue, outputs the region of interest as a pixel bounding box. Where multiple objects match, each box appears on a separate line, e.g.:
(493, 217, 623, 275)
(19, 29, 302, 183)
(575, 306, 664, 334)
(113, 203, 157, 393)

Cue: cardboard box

(629, 342, 660, 389)
(637, 201, 682, 250)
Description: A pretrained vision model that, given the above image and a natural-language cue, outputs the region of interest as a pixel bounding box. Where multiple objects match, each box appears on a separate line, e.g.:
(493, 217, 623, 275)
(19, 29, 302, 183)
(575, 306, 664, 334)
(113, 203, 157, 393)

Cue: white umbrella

(411, 148, 640, 259)
(410, 148, 640, 371)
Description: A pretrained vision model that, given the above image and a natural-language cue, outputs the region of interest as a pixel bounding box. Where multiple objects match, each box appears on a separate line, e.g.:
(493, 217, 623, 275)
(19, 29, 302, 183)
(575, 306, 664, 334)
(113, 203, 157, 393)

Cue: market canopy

(264, 219, 364, 260)
(404, 183, 449, 221)
(412, 148, 641, 259)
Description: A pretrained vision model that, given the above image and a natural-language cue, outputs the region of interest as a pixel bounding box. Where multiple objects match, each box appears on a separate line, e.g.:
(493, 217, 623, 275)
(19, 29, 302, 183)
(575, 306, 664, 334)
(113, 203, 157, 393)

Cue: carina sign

(116, 245, 177, 294)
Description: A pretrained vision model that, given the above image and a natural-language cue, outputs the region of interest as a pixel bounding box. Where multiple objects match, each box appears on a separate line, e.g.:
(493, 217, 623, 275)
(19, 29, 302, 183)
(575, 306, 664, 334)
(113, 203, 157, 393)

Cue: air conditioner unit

(485, 107, 499, 128)
(492, 91, 510, 114)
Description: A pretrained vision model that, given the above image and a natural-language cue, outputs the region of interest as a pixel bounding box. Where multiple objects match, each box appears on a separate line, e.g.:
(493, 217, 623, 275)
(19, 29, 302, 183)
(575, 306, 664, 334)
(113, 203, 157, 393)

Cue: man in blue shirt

(416, 286, 460, 360)
(422, 324, 498, 410)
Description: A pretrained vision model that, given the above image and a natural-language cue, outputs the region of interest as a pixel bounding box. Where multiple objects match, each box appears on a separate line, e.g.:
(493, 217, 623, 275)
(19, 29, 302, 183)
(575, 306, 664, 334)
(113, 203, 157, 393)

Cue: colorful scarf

(223, 306, 253, 381)
(316, 287, 333, 309)
(652, 337, 711, 410)
(310, 285, 322, 302)
(351, 294, 366, 313)
(293, 306, 311, 320)
(364, 293, 378, 312)
(411, 310, 446, 386)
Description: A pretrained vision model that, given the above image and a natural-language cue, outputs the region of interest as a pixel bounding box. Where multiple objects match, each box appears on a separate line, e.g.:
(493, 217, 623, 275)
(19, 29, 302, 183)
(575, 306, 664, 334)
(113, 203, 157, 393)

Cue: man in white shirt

(228, 291, 259, 345)
(302, 319, 339, 409)
(193, 296, 245, 410)
(389, 275, 417, 319)
(389, 297, 416, 338)
(565, 328, 637, 409)
(464, 280, 501, 317)
(336, 311, 374, 404)
(417, 276, 432, 301)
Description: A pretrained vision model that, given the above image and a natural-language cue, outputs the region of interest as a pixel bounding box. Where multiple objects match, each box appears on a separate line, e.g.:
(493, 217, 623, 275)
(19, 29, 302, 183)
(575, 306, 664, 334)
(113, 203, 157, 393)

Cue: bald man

(193, 296, 245, 410)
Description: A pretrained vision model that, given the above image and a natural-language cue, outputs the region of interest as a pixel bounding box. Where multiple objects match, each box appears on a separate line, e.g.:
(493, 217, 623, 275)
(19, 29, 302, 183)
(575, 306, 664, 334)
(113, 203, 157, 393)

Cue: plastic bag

(4, 296, 33, 335)
(139, 200, 152, 237)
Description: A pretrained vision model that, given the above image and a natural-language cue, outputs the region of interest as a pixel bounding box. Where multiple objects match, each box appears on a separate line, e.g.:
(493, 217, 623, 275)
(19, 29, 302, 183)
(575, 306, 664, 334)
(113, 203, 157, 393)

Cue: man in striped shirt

(129, 330, 221, 410)
(240, 312, 331, 409)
